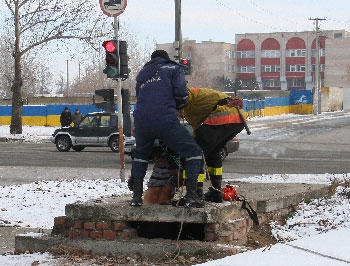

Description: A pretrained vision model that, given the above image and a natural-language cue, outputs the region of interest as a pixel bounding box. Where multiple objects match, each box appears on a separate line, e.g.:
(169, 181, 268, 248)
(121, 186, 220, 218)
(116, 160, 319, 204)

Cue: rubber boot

(185, 180, 204, 208)
(204, 177, 223, 203)
(130, 179, 143, 207)
(197, 181, 204, 200)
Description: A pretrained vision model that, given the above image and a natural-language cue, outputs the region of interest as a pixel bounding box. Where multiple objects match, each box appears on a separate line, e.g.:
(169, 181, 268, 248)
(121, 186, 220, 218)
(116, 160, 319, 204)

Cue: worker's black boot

(204, 177, 223, 203)
(130, 179, 143, 207)
(197, 181, 204, 200)
(185, 180, 205, 208)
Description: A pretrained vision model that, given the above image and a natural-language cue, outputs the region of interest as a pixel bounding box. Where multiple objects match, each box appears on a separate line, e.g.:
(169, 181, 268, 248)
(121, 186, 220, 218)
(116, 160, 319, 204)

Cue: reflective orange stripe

(205, 113, 242, 125)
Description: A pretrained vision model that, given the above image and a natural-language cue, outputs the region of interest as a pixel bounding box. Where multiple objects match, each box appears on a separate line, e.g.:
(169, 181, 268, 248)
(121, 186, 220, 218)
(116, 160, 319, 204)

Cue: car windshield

(80, 116, 100, 127)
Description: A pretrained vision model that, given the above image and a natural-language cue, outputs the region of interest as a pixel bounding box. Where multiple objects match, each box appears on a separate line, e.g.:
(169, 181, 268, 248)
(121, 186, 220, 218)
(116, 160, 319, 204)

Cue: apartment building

(157, 30, 350, 91)
(236, 30, 349, 90)
(156, 40, 236, 83)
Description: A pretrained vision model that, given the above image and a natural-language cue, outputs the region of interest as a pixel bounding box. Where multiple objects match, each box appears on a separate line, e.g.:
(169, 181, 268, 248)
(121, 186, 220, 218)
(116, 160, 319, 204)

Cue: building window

(312, 48, 326, 57)
(237, 65, 255, 73)
(261, 65, 280, 72)
(286, 64, 305, 72)
(312, 64, 325, 72)
(334, 33, 343, 38)
(263, 79, 281, 87)
(261, 50, 280, 58)
(225, 50, 235, 58)
(237, 50, 255, 59)
(287, 49, 306, 57)
(287, 79, 306, 87)
(225, 64, 235, 72)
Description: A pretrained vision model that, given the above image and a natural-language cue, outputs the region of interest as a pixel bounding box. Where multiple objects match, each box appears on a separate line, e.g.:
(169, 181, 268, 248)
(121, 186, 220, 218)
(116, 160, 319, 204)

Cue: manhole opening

(128, 221, 205, 240)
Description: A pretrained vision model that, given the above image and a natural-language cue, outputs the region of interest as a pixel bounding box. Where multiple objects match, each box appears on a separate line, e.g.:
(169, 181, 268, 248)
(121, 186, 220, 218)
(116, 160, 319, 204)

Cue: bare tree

(118, 25, 155, 96)
(3, 0, 112, 134)
(182, 40, 216, 89)
(69, 22, 155, 97)
(0, 36, 49, 98)
(0, 37, 15, 98)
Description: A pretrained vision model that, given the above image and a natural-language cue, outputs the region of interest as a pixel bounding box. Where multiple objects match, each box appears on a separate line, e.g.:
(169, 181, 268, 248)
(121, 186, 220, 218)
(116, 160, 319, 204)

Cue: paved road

(232, 111, 350, 175)
(0, 111, 350, 179)
(0, 142, 133, 168)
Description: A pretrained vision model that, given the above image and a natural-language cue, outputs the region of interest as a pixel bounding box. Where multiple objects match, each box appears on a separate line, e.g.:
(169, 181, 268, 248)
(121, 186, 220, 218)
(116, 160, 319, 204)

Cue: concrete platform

(15, 182, 330, 256)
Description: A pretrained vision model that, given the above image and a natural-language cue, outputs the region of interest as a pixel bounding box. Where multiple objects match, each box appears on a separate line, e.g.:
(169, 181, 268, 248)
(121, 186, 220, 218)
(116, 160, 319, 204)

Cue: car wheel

(55, 135, 72, 152)
(109, 136, 119, 152)
(72, 146, 85, 152)
(219, 147, 227, 161)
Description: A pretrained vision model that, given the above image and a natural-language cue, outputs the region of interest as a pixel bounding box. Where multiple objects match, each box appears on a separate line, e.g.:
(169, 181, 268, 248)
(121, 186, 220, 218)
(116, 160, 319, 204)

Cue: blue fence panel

(255, 100, 265, 110)
(244, 99, 255, 112)
(290, 90, 313, 105)
(22, 105, 47, 116)
(265, 97, 290, 107)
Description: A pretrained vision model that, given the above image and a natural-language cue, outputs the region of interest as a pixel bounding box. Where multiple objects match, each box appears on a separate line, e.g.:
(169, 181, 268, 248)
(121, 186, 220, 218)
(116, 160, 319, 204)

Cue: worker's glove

(226, 97, 243, 109)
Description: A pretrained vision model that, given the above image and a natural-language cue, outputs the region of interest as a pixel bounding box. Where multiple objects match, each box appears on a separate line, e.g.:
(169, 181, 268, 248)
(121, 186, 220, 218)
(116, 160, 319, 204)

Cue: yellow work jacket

(183, 88, 242, 130)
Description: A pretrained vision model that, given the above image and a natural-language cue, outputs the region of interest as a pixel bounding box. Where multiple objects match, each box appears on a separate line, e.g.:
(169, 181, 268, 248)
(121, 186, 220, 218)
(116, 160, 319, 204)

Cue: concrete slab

(65, 182, 329, 222)
(15, 234, 219, 256)
(15, 182, 330, 256)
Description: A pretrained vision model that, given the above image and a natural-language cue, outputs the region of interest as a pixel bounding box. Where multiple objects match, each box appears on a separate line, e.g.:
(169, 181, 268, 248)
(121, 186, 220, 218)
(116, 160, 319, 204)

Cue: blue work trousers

(131, 121, 202, 182)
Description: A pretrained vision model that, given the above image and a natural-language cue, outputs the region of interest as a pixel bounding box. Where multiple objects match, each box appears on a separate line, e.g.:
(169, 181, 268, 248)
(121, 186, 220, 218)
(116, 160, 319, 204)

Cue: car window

(80, 116, 99, 128)
(100, 116, 111, 127)
(110, 116, 117, 127)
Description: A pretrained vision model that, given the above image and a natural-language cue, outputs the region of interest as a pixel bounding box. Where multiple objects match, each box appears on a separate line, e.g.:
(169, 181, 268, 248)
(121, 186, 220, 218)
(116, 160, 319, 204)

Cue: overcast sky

(116, 0, 350, 44)
(20, 0, 350, 83)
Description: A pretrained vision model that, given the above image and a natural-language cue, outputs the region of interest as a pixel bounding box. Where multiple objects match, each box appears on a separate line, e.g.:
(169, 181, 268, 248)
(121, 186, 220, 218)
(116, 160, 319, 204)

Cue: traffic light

(94, 89, 115, 112)
(180, 58, 192, 75)
(119, 41, 129, 79)
(121, 88, 130, 114)
(102, 40, 119, 79)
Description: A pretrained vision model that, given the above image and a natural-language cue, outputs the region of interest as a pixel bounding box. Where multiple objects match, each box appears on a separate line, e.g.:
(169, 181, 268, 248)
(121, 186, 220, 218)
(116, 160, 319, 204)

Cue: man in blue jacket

(130, 50, 204, 208)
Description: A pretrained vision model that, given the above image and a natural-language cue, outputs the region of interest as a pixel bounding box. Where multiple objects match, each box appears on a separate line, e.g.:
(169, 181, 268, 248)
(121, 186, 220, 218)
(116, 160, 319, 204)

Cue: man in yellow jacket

(182, 87, 246, 203)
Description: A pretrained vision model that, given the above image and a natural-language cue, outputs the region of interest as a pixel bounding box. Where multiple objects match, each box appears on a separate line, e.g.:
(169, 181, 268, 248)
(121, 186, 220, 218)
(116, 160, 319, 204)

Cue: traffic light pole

(174, 0, 182, 62)
(113, 16, 126, 182)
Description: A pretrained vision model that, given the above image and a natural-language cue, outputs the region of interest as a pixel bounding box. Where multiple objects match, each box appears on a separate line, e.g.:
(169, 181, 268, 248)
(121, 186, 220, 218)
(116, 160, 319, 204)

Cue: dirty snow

(0, 116, 350, 265)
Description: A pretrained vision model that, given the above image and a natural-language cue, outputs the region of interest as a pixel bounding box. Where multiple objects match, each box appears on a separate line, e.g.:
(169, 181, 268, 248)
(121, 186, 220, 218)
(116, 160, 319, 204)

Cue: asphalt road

(1, 111, 350, 176)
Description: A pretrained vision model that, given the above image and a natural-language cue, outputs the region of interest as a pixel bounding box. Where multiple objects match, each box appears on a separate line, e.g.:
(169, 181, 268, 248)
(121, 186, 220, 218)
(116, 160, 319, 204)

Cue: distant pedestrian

(60, 107, 72, 127)
(72, 109, 83, 127)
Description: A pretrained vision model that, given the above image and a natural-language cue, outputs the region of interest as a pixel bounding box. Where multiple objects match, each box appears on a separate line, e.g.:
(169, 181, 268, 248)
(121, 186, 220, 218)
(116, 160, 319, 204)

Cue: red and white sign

(99, 0, 127, 17)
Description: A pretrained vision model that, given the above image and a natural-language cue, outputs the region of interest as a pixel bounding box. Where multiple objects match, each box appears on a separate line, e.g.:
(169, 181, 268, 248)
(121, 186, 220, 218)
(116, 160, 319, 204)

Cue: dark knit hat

(151, 50, 170, 61)
(64, 107, 68, 110)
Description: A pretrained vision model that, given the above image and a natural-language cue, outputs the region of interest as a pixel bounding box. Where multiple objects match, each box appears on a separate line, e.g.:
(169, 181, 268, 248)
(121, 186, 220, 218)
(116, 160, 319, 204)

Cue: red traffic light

(181, 59, 189, 65)
(180, 59, 192, 75)
(102, 40, 118, 53)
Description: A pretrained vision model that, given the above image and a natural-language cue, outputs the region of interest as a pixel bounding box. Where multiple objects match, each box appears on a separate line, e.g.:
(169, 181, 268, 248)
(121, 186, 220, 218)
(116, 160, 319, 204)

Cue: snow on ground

(0, 115, 350, 265)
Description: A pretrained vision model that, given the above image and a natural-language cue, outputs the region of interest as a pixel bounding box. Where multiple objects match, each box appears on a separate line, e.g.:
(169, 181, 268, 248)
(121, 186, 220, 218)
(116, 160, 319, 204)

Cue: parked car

(183, 123, 239, 161)
(124, 136, 136, 156)
(219, 135, 239, 161)
(51, 112, 123, 152)
(126, 122, 239, 161)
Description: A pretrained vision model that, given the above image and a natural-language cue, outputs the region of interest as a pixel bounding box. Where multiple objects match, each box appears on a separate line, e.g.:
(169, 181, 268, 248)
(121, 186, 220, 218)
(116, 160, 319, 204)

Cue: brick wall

(51, 209, 287, 244)
(52, 216, 137, 241)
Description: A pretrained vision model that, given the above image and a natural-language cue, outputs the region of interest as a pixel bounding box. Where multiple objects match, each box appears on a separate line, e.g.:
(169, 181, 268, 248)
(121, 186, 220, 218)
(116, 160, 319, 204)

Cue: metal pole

(114, 16, 125, 182)
(174, 0, 182, 62)
(66, 59, 69, 97)
(309, 17, 325, 114)
(315, 20, 321, 114)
